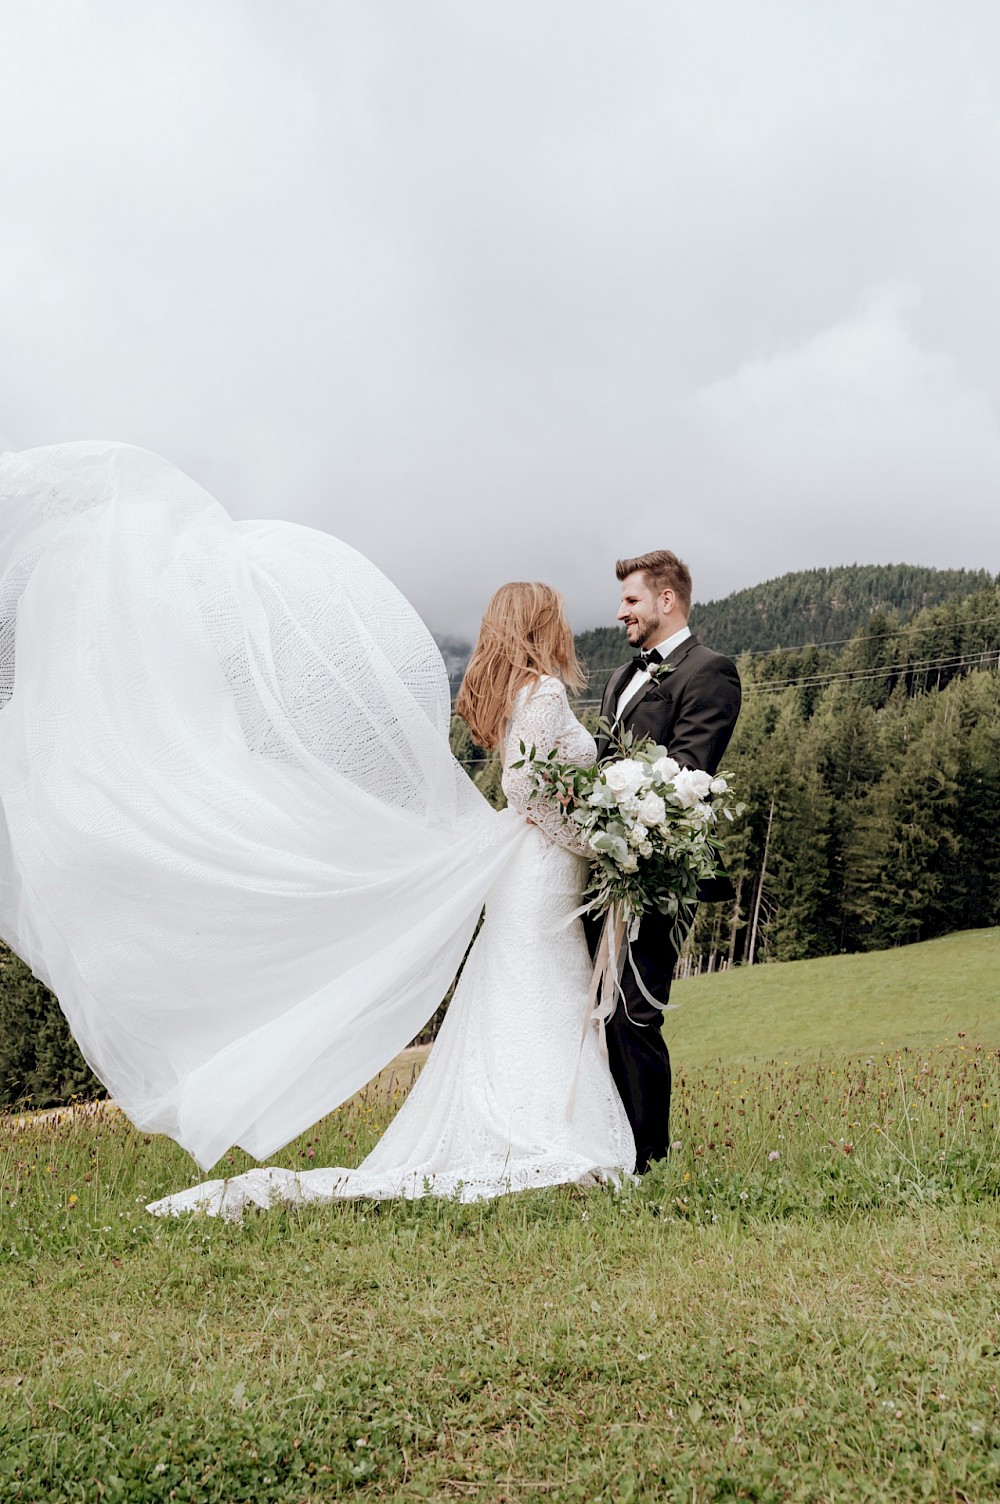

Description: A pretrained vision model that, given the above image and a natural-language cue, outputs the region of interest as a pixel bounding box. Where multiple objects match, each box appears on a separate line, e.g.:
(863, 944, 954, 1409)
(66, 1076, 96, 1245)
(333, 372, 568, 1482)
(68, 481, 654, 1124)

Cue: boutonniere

(648, 660, 677, 684)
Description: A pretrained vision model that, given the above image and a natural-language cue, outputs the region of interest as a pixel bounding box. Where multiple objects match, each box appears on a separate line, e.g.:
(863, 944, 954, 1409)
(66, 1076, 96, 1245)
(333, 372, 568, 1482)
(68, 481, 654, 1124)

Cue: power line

(745, 647, 1000, 694)
(576, 608, 1000, 666)
(572, 648, 1000, 708)
(707, 607, 1000, 657)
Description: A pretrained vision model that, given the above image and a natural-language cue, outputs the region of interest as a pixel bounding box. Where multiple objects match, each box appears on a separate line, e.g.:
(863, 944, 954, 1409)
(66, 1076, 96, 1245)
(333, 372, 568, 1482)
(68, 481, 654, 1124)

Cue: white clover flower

(603, 758, 648, 800)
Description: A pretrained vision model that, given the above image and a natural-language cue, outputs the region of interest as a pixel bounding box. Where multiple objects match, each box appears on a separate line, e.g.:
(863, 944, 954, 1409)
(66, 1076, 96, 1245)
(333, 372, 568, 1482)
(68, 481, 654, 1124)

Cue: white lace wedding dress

(0, 442, 634, 1215)
(147, 675, 635, 1216)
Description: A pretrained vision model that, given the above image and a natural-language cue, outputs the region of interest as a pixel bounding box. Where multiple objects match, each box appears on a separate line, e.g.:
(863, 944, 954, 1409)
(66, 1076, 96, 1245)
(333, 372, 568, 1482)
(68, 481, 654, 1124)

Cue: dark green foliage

(449, 713, 506, 810)
(683, 583, 1000, 971)
(0, 943, 103, 1109)
(686, 562, 992, 658)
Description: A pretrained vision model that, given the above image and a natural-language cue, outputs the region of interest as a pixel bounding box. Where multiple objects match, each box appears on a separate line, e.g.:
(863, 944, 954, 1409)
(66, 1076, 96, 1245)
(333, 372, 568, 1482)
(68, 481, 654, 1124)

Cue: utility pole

(747, 797, 774, 968)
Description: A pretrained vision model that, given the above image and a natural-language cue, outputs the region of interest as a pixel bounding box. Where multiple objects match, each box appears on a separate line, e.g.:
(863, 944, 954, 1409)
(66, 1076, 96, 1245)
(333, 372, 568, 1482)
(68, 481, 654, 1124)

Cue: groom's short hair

(616, 550, 692, 614)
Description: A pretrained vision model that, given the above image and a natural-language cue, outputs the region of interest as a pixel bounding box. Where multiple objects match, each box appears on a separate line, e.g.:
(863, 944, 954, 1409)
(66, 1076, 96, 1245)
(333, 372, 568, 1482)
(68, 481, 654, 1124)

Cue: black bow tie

(630, 648, 663, 673)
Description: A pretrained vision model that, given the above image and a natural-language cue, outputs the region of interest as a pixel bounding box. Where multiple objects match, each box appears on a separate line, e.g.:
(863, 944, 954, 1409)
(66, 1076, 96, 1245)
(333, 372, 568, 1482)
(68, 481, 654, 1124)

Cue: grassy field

(2, 931, 999, 1502)
(668, 926, 1000, 1067)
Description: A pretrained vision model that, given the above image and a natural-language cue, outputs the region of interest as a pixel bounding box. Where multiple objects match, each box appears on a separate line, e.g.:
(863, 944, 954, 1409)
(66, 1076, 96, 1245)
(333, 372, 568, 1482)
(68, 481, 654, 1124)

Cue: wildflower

(768, 1151, 780, 1162)
(68, 1194, 78, 1208)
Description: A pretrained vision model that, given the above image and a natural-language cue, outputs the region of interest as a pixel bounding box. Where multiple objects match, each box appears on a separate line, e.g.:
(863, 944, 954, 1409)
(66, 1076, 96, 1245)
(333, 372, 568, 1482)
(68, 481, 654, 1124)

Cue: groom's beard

(627, 611, 661, 648)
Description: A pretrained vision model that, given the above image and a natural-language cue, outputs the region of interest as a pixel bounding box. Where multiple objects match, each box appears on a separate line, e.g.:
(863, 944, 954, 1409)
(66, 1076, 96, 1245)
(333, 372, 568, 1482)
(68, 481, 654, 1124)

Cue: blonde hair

(455, 582, 585, 750)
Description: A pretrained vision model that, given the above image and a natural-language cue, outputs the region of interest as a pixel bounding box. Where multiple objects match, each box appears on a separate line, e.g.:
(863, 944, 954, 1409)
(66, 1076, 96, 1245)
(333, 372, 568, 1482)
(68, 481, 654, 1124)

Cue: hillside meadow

(1, 931, 999, 1502)
(668, 925, 1000, 1066)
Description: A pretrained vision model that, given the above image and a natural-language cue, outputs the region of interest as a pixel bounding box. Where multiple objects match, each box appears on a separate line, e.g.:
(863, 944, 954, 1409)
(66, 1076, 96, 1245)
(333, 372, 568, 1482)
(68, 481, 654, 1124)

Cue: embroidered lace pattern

(501, 676, 595, 855)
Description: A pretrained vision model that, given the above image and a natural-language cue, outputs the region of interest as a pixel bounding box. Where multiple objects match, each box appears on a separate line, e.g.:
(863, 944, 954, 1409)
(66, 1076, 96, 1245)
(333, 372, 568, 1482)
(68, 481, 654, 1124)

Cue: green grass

(2, 935, 1000, 1501)
(669, 926, 1000, 1067)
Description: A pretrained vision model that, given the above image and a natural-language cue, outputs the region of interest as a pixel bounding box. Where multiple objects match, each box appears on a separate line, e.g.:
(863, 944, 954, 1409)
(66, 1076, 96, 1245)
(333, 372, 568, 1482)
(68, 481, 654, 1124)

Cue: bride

(0, 442, 634, 1215)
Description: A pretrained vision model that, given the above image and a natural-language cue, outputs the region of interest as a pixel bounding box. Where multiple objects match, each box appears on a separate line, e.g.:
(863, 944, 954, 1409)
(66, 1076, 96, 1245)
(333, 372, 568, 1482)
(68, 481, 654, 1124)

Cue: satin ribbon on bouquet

(564, 903, 676, 1121)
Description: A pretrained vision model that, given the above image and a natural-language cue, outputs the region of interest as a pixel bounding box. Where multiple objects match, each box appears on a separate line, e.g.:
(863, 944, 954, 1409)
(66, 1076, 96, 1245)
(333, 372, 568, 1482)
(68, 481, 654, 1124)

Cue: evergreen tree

(847, 692, 963, 948)
(0, 944, 102, 1109)
(473, 753, 507, 810)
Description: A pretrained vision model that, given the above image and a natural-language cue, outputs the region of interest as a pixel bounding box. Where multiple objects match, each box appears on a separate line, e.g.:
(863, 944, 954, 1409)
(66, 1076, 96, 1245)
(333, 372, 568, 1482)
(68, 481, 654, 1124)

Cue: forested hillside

(456, 579, 1000, 977)
(692, 563, 993, 656)
(574, 563, 995, 680)
(679, 579, 1000, 971)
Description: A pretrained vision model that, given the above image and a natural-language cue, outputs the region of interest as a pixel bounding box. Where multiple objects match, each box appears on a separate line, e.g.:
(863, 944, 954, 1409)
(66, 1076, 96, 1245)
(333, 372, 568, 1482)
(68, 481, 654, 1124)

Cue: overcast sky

(2, 1, 999, 638)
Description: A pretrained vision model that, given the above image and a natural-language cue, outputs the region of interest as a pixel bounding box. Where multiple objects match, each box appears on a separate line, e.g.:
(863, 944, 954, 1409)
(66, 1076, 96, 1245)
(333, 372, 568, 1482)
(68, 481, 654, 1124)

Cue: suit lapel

(602, 662, 634, 720)
(595, 662, 635, 758)
(618, 634, 700, 726)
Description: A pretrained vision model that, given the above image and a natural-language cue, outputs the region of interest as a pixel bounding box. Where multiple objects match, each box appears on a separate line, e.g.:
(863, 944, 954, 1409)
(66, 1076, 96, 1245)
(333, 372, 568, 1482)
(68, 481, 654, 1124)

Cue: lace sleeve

(502, 678, 593, 856)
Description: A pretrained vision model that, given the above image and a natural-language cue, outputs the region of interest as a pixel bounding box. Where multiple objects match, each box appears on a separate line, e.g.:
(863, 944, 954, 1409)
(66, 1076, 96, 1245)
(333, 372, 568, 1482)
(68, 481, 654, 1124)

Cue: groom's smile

(617, 573, 671, 649)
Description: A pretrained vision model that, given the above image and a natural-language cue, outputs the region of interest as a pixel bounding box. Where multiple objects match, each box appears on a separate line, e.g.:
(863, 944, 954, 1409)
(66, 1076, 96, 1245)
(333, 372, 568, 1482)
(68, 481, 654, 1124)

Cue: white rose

(603, 759, 648, 800)
(651, 755, 680, 783)
(635, 791, 666, 826)
(627, 821, 647, 847)
(670, 767, 714, 808)
(710, 776, 728, 795)
(619, 852, 639, 873)
(638, 839, 653, 858)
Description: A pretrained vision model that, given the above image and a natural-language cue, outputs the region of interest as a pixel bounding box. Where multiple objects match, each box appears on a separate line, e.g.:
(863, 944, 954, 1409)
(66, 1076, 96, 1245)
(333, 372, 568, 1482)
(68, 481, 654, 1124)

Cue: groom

(589, 550, 742, 1172)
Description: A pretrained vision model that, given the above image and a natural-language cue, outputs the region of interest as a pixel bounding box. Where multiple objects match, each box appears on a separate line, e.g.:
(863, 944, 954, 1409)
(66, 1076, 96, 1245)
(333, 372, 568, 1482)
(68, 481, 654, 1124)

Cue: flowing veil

(0, 443, 524, 1168)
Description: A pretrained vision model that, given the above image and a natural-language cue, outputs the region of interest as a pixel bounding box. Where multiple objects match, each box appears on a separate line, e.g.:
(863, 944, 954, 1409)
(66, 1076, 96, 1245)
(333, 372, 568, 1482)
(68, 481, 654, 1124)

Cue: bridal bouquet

(511, 728, 741, 946)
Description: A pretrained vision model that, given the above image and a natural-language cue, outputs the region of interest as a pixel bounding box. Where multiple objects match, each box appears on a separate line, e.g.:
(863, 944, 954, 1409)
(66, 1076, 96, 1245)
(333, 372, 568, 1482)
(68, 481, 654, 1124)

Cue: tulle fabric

(146, 686, 635, 1217)
(147, 827, 635, 1217)
(0, 443, 525, 1169)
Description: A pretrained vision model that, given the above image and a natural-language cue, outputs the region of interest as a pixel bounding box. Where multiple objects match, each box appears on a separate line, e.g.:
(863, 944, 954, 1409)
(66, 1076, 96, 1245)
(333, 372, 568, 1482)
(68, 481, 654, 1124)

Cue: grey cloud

(1, 0, 998, 638)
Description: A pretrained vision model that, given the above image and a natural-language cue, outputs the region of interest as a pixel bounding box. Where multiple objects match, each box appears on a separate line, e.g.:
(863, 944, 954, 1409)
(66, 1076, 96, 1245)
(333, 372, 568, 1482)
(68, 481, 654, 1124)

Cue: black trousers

(585, 911, 679, 1173)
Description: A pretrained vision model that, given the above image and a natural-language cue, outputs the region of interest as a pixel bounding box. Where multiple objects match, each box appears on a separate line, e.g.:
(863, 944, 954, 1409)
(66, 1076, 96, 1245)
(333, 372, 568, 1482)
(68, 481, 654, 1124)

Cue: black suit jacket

(595, 633, 742, 901)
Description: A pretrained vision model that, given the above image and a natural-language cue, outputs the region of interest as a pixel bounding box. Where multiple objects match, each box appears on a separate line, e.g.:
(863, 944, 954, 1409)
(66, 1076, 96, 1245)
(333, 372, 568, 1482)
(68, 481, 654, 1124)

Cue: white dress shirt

(615, 624, 692, 720)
